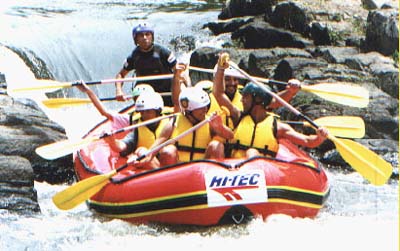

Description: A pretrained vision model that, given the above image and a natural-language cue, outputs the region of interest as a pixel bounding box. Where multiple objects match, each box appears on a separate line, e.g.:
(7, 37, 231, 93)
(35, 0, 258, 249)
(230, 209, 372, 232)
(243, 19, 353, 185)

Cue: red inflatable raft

(73, 108, 330, 226)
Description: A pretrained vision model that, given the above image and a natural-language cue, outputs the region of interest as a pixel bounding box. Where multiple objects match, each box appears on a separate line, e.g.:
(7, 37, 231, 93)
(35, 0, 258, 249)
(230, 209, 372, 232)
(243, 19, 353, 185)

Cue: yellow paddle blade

(42, 98, 93, 108)
(302, 83, 369, 108)
(53, 170, 117, 210)
(312, 116, 365, 138)
(8, 79, 72, 93)
(330, 137, 393, 186)
(35, 137, 98, 160)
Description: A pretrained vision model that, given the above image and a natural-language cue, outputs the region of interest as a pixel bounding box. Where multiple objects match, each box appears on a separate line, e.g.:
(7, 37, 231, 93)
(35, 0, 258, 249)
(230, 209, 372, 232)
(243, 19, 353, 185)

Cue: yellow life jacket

(207, 93, 222, 115)
(134, 118, 167, 149)
(215, 89, 243, 130)
(205, 93, 227, 142)
(129, 112, 141, 124)
(208, 92, 237, 131)
(161, 106, 174, 115)
(229, 114, 279, 158)
(129, 106, 173, 123)
(172, 114, 212, 161)
(224, 89, 242, 129)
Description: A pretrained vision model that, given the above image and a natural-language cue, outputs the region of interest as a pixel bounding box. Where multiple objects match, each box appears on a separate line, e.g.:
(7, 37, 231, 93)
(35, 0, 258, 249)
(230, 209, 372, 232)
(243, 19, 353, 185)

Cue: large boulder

(218, 0, 276, 20)
(0, 155, 40, 213)
(268, 1, 311, 36)
(231, 18, 313, 49)
(364, 9, 399, 56)
(0, 94, 74, 184)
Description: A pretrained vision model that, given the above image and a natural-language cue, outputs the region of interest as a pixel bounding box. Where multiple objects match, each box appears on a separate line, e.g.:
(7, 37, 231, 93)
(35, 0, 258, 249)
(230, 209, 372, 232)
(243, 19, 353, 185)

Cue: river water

(0, 1, 398, 250)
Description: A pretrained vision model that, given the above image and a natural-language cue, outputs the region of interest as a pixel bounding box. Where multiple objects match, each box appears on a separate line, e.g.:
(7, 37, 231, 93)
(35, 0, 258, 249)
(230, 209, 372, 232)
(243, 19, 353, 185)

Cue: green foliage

(328, 29, 344, 45)
(352, 17, 366, 35)
(393, 50, 399, 66)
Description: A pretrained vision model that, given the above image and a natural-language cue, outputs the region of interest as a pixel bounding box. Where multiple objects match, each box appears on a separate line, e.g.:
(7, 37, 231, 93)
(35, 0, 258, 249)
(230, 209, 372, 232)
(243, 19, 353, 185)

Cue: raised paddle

(189, 66, 369, 108)
(42, 92, 173, 109)
(228, 59, 392, 186)
(52, 112, 218, 210)
(282, 116, 365, 139)
(7, 74, 173, 93)
(36, 113, 178, 160)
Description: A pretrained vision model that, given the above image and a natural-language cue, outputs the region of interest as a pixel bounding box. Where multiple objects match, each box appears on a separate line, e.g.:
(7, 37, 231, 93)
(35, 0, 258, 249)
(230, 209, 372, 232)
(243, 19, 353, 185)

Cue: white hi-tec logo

(205, 169, 268, 207)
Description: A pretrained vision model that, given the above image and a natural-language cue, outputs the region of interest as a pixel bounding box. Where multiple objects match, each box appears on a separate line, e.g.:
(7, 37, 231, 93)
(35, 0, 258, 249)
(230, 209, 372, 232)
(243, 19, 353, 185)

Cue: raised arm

(171, 63, 190, 112)
(212, 53, 241, 126)
(76, 81, 113, 121)
(209, 112, 233, 140)
(268, 79, 301, 109)
(115, 68, 130, 101)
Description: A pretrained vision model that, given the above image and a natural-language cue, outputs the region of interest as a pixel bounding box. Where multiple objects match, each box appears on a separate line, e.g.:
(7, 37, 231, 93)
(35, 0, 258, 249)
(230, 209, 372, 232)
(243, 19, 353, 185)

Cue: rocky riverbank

(0, 55, 74, 214)
(188, 0, 398, 171)
(0, 0, 398, 214)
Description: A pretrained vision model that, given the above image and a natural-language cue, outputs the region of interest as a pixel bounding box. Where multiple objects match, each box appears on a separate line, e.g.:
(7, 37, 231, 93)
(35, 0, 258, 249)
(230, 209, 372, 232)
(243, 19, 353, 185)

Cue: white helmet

(213, 64, 243, 79)
(132, 84, 155, 98)
(195, 80, 213, 92)
(179, 86, 210, 112)
(135, 91, 164, 111)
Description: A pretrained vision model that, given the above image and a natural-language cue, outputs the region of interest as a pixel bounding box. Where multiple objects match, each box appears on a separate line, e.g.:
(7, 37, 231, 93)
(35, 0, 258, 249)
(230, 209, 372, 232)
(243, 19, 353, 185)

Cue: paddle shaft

(88, 91, 172, 102)
(10, 74, 174, 93)
(189, 66, 280, 85)
(73, 74, 173, 87)
(190, 65, 358, 89)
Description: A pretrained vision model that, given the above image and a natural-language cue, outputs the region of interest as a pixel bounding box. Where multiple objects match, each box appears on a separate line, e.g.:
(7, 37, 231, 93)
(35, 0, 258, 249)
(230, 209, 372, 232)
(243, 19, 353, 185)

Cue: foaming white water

(0, 45, 106, 140)
(2, 174, 394, 251)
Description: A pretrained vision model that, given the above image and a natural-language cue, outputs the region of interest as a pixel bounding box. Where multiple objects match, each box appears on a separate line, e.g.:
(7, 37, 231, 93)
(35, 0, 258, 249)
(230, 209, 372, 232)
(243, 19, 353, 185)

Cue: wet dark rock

(364, 9, 399, 56)
(204, 17, 254, 35)
(0, 155, 40, 213)
(189, 46, 254, 84)
(0, 94, 75, 184)
(247, 48, 312, 78)
(370, 62, 399, 99)
(218, 0, 276, 20)
(313, 46, 360, 64)
(231, 19, 313, 49)
(311, 22, 331, 46)
(273, 57, 328, 84)
(268, 1, 311, 36)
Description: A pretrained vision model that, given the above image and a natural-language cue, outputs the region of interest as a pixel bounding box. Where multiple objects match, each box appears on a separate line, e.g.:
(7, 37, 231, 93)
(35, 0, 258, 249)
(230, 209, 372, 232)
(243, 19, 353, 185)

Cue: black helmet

(240, 82, 273, 107)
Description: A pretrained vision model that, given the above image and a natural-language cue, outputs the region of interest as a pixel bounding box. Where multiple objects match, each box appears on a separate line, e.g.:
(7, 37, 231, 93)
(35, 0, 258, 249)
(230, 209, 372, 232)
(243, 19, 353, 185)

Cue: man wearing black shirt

(115, 23, 177, 106)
